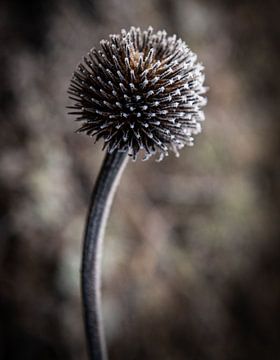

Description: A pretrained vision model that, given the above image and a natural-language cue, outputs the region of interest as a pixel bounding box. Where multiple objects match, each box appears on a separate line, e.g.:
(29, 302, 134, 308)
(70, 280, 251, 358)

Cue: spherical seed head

(68, 27, 207, 161)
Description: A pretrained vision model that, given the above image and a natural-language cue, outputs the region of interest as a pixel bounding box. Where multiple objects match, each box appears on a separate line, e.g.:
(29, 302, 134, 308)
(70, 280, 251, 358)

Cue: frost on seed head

(68, 26, 207, 161)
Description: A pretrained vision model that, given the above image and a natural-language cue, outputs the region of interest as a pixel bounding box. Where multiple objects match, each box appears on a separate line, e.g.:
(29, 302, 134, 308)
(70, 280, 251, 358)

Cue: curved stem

(81, 150, 128, 360)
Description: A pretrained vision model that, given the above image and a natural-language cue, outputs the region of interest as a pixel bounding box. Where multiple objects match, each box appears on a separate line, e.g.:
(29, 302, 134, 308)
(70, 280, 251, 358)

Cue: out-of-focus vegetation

(0, 0, 279, 359)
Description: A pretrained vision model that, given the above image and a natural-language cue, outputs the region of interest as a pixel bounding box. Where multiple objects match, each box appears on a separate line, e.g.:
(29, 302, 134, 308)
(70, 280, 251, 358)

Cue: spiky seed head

(68, 26, 207, 161)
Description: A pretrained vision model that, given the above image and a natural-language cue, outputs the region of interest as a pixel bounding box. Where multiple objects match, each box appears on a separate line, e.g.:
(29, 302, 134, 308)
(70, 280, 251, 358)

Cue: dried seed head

(68, 27, 207, 161)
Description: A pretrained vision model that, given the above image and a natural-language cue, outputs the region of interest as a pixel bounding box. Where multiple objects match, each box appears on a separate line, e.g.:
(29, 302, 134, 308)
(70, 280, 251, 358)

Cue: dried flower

(68, 26, 207, 161)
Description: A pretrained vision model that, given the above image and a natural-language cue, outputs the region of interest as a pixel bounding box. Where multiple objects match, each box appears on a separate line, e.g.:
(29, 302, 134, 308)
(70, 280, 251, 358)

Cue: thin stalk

(81, 150, 128, 360)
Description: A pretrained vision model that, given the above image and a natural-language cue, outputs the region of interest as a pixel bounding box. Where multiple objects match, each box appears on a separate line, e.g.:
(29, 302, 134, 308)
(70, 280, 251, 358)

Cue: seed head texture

(68, 27, 207, 161)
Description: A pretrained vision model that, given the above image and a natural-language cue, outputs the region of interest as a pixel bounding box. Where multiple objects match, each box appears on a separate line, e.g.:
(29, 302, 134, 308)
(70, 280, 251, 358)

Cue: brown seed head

(68, 27, 207, 161)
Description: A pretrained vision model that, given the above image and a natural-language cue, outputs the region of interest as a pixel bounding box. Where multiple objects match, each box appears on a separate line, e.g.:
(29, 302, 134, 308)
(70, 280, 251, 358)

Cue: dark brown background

(0, 0, 279, 359)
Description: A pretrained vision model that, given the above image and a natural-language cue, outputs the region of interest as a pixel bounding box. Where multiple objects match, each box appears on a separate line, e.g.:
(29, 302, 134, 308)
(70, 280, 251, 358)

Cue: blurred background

(0, 0, 279, 359)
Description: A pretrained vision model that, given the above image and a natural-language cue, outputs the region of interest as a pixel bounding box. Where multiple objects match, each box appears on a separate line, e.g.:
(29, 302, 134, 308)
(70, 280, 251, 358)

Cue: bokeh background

(1, 0, 279, 359)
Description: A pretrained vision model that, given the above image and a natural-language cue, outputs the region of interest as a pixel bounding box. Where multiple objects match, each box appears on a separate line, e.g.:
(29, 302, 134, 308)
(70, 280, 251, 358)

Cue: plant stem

(81, 150, 128, 360)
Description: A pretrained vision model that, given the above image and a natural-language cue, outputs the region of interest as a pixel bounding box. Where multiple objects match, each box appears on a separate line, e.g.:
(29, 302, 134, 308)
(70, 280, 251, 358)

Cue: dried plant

(68, 27, 207, 360)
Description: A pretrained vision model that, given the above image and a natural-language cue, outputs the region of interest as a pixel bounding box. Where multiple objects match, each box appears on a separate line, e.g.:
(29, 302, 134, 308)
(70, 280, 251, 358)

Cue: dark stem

(81, 150, 128, 360)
